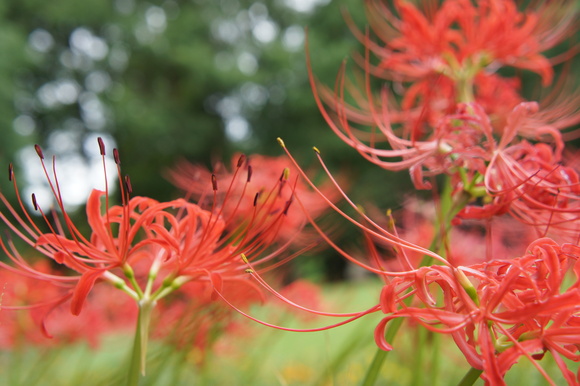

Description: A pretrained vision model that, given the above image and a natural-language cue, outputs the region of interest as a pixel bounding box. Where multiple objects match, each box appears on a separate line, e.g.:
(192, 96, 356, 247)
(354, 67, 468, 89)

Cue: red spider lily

(310, 10, 580, 187)
(313, 61, 579, 167)
(167, 153, 340, 246)
(308, 0, 579, 163)
(196, 144, 449, 333)
(308, 19, 502, 190)
(312, 73, 580, 238)
(361, 0, 576, 87)
(317, 68, 526, 138)
(374, 238, 580, 385)
(274, 138, 580, 383)
(0, 138, 299, 370)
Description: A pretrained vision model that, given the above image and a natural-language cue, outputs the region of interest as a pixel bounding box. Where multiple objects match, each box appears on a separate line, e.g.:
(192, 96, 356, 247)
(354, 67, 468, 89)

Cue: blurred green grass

(0, 279, 576, 385)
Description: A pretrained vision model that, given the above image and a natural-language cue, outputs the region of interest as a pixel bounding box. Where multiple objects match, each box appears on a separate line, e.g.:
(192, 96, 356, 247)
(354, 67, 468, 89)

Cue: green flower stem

(456, 75, 475, 104)
(411, 326, 427, 386)
(362, 176, 474, 385)
(440, 177, 473, 233)
(361, 317, 403, 386)
(361, 349, 387, 386)
(457, 367, 483, 386)
(127, 299, 155, 386)
(420, 177, 473, 267)
(103, 271, 140, 301)
(151, 275, 190, 301)
(431, 332, 441, 386)
(144, 258, 163, 297)
(127, 310, 143, 386)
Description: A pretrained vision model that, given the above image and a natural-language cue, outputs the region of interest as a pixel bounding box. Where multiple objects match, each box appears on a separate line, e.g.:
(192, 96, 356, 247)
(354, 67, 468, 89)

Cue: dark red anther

(113, 148, 120, 165)
(97, 137, 106, 156)
(34, 145, 44, 160)
(237, 154, 246, 168)
(283, 197, 293, 215)
(31, 194, 38, 211)
(278, 179, 286, 197)
(124, 175, 133, 195)
(247, 164, 253, 182)
(253, 192, 259, 206)
(211, 174, 218, 191)
(8, 163, 13, 182)
(279, 169, 285, 181)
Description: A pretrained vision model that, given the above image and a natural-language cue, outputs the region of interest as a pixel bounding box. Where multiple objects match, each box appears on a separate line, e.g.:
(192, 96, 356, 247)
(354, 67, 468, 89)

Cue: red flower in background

(365, 0, 574, 83)
(152, 277, 325, 366)
(306, 99, 497, 190)
(0, 263, 136, 348)
(380, 197, 537, 268)
(308, 0, 578, 178)
(361, 0, 576, 127)
(150, 278, 265, 365)
(168, 153, 340, 246)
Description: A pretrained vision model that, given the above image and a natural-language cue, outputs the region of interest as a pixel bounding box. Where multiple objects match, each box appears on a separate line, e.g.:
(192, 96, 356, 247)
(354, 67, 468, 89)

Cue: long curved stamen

(214, 287, 381, 332)
(278, 140, 449, 267)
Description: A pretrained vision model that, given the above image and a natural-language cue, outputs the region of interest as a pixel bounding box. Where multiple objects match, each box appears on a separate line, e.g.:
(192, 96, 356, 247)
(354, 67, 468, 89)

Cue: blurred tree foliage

(2, 0, 397, 205)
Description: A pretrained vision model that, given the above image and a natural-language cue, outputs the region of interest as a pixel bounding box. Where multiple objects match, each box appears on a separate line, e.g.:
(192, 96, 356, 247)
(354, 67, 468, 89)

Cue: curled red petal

(379, 283, 399, 314)
(374, 316, 394, 352)
(40, 294, 73, 338)
(70, 270, 104, 316)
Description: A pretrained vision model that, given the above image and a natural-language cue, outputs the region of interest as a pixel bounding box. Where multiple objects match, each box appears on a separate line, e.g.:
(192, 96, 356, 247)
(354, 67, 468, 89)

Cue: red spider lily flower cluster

(365, 0, 570, 82)
(375, 238, 580, 385)
(342, 0, 577, 131)
(0, 138, 305, 372)
(168, 153, 340, 246)
(309, 0, 580, 235)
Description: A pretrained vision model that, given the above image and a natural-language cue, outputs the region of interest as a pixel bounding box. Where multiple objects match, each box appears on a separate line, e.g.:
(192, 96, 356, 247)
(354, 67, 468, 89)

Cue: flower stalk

(127, 298, 155, 386)
(457, 367, 484, 386)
